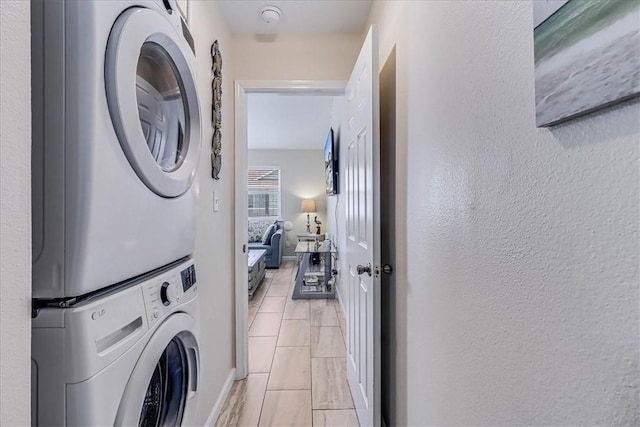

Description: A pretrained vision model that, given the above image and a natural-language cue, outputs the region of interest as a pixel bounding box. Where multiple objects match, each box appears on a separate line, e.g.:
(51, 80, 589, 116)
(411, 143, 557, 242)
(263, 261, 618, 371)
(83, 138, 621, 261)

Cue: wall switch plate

(213, 191, 219, 212)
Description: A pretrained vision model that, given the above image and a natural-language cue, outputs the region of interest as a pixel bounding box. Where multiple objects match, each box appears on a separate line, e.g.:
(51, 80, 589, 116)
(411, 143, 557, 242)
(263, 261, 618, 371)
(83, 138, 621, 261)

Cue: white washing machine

(32, 258, 200, 426)
(31, 0, 202, 299)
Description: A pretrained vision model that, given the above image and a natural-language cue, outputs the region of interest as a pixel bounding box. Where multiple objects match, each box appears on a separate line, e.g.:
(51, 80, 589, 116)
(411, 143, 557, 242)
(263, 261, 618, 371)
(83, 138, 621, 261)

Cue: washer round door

(106, 7, 201, 198)
(116, 313, 199, 426)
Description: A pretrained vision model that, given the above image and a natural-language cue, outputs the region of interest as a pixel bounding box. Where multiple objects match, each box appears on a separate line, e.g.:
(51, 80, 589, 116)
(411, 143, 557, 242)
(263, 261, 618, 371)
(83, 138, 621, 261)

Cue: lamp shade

(300, 199, 316, 213)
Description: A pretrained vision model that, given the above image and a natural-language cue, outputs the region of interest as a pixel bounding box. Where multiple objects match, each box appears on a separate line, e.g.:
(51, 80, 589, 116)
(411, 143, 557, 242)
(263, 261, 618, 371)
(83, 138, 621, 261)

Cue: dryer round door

(116, 313, 199, 426)
(106, 7, 201, 198)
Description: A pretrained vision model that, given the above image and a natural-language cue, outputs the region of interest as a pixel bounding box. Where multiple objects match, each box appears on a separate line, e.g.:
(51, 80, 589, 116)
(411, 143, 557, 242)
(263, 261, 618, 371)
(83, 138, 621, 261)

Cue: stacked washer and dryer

(31, 1, 202, 425)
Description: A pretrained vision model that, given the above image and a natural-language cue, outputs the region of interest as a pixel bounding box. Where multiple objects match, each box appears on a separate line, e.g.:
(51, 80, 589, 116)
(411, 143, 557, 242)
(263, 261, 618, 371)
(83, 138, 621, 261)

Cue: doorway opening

(234, 81, 347, 379)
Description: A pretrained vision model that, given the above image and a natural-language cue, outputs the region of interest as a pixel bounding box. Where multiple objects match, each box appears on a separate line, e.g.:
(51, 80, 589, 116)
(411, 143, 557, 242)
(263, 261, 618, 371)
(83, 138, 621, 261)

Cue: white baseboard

(205, 368, 236, 426)
(282, 255, 297, 261)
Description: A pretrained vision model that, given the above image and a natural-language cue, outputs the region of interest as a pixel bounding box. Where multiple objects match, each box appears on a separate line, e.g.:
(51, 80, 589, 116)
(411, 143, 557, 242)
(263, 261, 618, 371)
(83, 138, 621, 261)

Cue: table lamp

(300, 199, 316, 233)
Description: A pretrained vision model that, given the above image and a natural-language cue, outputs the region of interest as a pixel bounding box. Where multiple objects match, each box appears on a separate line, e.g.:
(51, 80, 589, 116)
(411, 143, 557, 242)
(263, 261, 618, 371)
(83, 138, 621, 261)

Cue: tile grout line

(255, 272, 279, 427)
(218, 264, 296, 426)
(254, 270, 282, 427)
(308, 281, 315, 426)
(250, 261, 347, 426)
(248, 275, 272, 330)
(257, 269, 288, 427)
(283, 262, 313, 424)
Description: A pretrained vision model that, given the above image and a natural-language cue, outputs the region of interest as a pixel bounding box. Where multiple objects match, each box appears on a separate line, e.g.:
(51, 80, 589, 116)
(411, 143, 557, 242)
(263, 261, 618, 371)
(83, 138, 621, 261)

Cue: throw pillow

(261, 224, 276, 245)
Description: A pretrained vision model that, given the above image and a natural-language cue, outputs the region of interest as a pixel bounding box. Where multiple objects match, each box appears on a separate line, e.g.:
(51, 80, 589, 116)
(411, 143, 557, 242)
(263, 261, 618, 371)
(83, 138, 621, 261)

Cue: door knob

(356, 264, 372, 276)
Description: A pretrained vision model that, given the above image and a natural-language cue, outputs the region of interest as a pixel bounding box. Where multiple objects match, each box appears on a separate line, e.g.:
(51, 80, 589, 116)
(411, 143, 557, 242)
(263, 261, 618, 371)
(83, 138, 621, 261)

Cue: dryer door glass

(136, 42, 187, 173)
(106, 7, 201, 198)
(139, 337, 188, 427)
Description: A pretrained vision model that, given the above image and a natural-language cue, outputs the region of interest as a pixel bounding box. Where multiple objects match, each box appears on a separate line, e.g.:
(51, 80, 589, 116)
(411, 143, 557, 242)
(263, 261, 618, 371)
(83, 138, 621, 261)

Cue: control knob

(160, 281, 177, 306)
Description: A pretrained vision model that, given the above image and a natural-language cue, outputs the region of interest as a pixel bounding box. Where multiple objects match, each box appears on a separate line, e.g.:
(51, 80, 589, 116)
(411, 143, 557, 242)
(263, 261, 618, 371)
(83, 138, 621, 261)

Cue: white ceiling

(248, 93, 335, 150)
(214, 0, 373, 34)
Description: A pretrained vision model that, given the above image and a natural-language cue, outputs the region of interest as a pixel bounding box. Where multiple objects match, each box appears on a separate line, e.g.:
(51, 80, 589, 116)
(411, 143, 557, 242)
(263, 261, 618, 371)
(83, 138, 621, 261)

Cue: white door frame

(234, 80, 346, 379)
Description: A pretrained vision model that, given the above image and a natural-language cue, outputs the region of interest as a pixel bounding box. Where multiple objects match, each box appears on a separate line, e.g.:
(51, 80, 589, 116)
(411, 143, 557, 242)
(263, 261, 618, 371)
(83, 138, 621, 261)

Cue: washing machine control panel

(142, 262, 197, 326)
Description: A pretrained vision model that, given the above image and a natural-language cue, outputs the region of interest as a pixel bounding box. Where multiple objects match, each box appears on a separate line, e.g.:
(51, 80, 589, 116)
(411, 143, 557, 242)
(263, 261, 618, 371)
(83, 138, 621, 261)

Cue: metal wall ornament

(211, 40, 222, 179)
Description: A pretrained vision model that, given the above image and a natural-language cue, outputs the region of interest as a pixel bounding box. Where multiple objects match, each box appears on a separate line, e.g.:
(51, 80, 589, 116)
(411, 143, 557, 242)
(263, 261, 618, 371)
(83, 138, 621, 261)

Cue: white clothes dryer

(31, 0, 202, 299)
(32, 258, 200, 426)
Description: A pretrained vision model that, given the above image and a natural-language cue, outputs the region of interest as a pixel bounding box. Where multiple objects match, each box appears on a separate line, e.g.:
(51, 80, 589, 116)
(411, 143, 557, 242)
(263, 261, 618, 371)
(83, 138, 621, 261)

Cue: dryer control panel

(180, 264, 196, 292)
(141, 260, 197, 327)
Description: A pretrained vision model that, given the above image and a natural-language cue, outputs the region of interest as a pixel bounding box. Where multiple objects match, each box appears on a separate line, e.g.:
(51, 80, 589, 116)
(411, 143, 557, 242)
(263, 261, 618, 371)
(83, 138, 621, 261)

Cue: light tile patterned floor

(215, 261, 359, 427)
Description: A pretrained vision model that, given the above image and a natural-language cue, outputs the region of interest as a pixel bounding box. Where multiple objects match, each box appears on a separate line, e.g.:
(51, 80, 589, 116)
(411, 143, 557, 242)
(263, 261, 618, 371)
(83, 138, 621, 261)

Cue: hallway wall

(403, 1, 639, 425)
(231, 33, 361, 81)
(0, 1, 32, 425)
(189, 2, 236, 424)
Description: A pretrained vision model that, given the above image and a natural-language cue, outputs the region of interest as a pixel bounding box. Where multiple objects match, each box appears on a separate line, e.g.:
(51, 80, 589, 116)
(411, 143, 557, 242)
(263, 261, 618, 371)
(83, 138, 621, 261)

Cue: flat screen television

(324, 128, 338, 195)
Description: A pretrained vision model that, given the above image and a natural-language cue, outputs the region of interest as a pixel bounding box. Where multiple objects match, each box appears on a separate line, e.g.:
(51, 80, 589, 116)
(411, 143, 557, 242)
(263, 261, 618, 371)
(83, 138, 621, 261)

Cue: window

(248, 167, 281, 218)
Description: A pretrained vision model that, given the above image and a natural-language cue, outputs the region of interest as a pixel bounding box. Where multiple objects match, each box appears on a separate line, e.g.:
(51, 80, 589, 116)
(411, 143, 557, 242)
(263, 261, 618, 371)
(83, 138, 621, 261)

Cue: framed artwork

(211, 40, 222, 180)
(534, 0, 640, 127)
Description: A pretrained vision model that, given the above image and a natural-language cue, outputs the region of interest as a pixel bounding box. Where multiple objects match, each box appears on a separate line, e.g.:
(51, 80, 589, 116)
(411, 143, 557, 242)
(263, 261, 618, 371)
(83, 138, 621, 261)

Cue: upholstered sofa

(248, 220, 284, 268)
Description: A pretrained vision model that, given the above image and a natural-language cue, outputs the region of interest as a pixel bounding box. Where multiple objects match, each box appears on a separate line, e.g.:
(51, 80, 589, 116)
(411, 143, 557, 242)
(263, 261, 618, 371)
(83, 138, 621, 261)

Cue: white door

(105, 7, 201, 198)
(345, 26, 380, 427)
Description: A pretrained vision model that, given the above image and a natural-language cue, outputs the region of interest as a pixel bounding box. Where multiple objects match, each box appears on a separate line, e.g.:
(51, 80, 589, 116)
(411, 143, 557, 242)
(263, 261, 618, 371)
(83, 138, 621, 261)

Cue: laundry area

(3, 0, 639, 425)
(30, 0, 202, 424)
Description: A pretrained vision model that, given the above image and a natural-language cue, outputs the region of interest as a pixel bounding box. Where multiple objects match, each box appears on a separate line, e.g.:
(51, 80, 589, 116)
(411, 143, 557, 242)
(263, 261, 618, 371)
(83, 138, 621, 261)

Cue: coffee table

(291, 240, 336, 299)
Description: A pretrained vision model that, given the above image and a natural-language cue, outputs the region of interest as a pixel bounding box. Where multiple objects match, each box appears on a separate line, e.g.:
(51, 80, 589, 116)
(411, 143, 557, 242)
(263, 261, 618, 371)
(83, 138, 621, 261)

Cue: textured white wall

(248, 150, 327, 257)
(0, 1, 32, 425)
(189, 2, 236, 424)
(405, 1, 639, 425)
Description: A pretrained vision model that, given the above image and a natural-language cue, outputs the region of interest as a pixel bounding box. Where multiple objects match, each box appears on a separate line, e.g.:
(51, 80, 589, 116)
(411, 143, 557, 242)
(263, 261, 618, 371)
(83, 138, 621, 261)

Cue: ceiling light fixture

(260, 5, 282, 24)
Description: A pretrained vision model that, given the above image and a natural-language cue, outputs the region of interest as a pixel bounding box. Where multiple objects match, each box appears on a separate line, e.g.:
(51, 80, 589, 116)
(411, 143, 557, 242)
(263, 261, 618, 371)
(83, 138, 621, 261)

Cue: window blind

(248, 167, 281, 218)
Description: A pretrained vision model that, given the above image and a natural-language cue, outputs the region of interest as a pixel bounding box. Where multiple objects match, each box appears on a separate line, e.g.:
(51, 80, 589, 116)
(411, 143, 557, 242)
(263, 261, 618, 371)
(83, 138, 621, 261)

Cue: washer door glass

(139, 337, 188, 427)
(136, 43, 187, 173)
(115, 313, 199, 426)
(106, 7, 201, 198)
